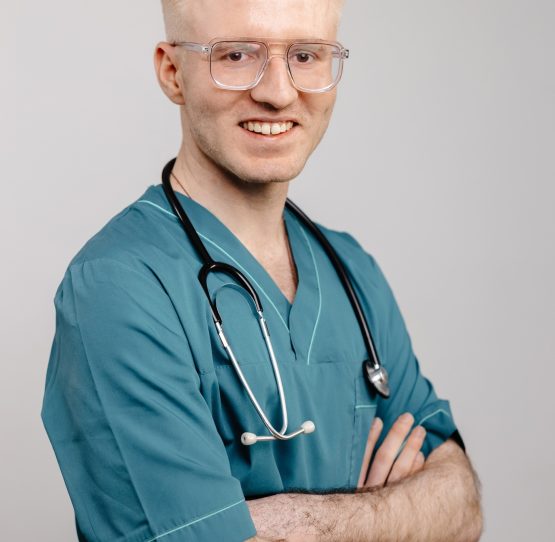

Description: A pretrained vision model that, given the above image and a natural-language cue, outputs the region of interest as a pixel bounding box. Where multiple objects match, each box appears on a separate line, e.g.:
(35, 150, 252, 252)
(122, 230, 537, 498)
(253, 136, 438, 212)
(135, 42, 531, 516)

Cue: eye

(294, 52, 314, 64)
(228, 51, 246, 62)
(212, 42, 262, 65)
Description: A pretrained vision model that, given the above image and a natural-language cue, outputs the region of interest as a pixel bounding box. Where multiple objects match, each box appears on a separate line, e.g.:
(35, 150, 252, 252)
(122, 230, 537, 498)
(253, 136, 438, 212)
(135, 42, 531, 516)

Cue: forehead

(185, 0, 340, 41)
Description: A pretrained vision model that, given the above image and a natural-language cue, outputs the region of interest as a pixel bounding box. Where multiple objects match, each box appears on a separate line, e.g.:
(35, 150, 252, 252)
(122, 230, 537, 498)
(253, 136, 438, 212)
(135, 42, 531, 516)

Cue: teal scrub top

(42, 184, 461, 542)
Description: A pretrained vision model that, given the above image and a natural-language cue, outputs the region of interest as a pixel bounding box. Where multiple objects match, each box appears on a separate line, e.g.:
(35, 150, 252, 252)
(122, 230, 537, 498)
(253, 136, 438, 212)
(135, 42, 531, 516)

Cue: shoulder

(313, 221, 385, 283)
(53, 184, 194, 317)
(66, 185, 177, 273)
(306, 219, 398, 319)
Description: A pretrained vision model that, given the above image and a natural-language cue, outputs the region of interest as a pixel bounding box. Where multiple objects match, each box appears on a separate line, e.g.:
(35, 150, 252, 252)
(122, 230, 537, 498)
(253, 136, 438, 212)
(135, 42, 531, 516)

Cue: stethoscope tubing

(161, 157, 389, 445)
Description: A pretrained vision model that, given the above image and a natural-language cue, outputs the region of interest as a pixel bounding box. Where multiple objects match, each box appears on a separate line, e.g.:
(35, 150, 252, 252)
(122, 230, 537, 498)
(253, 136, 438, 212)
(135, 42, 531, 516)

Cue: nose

(249, 56, 299, 109)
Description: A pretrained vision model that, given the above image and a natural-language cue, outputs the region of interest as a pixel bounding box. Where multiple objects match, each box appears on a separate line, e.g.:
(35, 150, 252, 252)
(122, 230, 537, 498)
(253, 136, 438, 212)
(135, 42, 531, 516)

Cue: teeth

(241, 121, 295, 135)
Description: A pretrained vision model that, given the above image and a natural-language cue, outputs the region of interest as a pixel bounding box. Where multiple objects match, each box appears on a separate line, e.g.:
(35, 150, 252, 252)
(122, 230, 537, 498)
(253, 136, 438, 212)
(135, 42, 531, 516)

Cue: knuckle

(374, 448, 391, 464)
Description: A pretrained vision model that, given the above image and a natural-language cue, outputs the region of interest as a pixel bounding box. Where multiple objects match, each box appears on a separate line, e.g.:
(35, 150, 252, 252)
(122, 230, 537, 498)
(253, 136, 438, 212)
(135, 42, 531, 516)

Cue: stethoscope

(161, 158, 390, 446)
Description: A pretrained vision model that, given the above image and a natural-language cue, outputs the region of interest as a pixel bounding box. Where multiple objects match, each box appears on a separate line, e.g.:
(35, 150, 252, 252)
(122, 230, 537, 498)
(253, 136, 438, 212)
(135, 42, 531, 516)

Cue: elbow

(465, 501, 484, 542)
(458, 460, 484, 541)
(451, 488, 483, 542)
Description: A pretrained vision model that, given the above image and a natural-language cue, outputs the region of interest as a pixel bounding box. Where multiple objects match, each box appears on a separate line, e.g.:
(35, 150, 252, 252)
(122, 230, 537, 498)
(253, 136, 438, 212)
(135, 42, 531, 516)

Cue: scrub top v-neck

(172, 189, 323, 362)
(41, 184, 462, 542)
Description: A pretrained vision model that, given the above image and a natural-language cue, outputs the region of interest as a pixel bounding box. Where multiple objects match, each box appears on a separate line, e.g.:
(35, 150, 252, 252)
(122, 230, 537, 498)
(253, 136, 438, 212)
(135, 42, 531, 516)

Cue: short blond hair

(160, 0, 345, 42)
(160, 0, 188, 43)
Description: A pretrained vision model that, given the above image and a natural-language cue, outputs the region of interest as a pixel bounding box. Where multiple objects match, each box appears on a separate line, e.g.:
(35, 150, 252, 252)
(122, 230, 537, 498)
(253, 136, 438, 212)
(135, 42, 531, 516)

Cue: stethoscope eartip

(241, 432, 258, 446)
(301, 420, 316, 434)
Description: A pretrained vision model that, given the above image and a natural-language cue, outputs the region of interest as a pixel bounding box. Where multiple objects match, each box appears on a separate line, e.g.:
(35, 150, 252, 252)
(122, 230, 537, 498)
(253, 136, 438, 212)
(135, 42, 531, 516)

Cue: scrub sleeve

(41, 258, 256, 542)
(335, 232, 465, 459)
(373, 256, 463, 456)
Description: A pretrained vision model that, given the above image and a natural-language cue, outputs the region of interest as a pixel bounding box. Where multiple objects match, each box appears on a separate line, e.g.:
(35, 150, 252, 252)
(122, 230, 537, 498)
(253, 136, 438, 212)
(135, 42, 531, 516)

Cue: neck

(170, 143, 291, 259)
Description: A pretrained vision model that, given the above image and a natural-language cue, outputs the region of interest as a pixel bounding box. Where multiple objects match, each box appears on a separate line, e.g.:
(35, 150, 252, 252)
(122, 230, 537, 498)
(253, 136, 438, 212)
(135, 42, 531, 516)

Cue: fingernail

(414, 426, 426, 438)
(371, 417, 382, 430)
(400, 412, 414, 424)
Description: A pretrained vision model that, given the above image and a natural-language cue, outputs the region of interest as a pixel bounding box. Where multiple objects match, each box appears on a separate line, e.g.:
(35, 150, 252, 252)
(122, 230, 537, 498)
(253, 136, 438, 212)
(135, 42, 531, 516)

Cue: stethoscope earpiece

(241, 419, 316, 446)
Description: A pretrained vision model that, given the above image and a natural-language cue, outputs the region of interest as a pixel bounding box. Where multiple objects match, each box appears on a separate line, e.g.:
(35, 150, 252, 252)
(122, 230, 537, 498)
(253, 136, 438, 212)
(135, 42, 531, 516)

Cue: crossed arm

(247, 414, 483, 542)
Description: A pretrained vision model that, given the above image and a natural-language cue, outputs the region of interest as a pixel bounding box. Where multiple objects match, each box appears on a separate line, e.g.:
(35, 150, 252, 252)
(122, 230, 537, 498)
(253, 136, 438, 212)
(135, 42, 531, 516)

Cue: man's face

(174, 0, 341, 184)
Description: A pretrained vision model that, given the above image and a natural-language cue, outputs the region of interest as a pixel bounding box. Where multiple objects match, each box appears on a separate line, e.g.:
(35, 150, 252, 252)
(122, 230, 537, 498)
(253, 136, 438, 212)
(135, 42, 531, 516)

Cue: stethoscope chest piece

(364, 360, 391, 399)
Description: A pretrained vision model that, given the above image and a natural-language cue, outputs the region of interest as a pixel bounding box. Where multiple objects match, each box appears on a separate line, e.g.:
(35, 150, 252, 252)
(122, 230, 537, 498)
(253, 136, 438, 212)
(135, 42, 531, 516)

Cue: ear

(154, 42, 186, 105)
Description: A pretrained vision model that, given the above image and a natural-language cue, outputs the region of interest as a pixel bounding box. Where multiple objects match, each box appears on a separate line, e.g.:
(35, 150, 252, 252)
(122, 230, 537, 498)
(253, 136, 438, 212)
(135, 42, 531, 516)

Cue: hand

(357, 412, 426, 490)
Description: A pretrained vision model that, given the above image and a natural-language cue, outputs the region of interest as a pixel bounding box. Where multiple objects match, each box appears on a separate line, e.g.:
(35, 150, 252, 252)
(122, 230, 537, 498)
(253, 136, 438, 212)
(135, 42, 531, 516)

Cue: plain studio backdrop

(3, 1, 554, 540)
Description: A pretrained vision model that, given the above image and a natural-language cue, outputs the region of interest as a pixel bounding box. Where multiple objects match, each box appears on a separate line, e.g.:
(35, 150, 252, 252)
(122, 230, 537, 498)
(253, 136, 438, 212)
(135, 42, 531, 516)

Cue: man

(42, 1, 483, 541)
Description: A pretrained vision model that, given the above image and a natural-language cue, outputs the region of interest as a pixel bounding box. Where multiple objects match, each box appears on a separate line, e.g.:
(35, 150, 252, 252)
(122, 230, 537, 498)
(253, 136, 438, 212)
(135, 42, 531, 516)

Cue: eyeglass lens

(210, 41, 343, 91)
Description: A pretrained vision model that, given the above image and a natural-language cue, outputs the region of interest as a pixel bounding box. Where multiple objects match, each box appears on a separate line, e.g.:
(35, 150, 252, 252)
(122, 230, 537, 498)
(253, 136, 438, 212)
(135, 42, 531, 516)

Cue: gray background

(3, 0, 554, 540)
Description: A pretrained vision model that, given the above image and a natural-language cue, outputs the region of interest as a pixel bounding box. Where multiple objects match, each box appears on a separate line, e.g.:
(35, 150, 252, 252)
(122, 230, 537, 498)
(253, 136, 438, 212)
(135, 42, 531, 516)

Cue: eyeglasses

(171, 37, 349, 93)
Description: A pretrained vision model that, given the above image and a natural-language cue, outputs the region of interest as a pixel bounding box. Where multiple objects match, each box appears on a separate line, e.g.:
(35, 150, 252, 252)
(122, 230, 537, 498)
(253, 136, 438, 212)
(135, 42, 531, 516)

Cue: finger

(410, 451, 426, 475)
(386, 425, 426, 484)
(365, 412, 414, 488)
(357, 417, 383, 489)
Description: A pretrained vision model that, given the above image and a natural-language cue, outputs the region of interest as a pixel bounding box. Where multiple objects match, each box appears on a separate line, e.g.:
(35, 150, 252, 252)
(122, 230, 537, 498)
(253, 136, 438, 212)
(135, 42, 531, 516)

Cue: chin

(230, 156, 308, 185)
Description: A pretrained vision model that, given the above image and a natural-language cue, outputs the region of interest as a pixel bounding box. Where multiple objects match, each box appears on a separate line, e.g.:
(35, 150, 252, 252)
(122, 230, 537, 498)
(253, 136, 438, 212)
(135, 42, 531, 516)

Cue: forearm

(341, 440, 483, 541)
(248, 440, 483, 542)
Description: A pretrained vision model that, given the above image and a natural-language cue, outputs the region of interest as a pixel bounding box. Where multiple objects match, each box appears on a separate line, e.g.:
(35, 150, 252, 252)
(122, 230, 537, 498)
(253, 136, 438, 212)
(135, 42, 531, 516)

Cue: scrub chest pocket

(349, 365, 379, 487)
(202, 349, 378, 496)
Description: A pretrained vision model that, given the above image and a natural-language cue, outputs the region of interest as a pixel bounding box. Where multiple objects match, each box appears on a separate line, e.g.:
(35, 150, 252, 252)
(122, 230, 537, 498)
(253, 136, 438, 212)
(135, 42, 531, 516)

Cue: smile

(240, 121, 295, 135)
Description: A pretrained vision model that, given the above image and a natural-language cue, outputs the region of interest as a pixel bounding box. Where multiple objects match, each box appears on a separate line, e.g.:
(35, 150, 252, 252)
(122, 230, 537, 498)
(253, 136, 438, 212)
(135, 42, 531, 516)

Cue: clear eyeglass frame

(171, 37, 350, 94)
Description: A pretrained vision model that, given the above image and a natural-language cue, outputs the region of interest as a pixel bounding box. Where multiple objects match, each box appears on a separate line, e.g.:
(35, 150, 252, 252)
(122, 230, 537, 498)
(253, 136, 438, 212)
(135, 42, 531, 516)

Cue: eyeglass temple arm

(172, 42, 210, 55)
